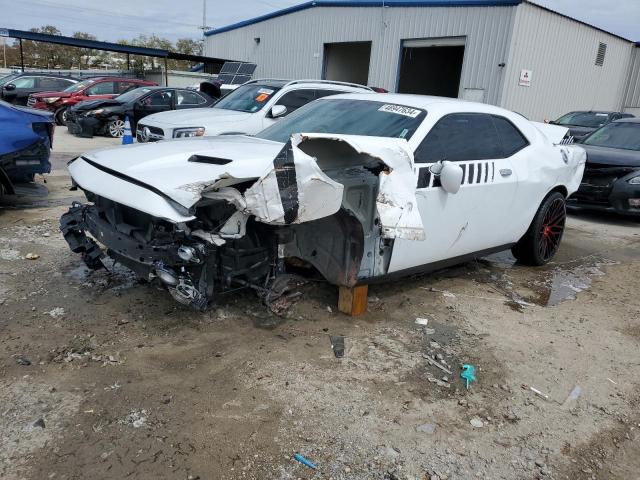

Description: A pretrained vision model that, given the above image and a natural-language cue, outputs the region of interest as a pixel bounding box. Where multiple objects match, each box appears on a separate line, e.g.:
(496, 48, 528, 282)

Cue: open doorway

(397, 37, 465, 97)
(323, 41, 372, 85)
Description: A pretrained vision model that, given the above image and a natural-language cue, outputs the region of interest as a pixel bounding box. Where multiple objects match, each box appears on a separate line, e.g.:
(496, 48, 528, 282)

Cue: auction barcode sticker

(378, 104, 422, 118)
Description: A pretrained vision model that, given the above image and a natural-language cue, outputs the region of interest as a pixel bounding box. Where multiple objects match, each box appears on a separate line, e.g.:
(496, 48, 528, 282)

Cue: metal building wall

(622, 46, 640, 115)
(500, 2, 634, 121)
(204, 5, 517, 105)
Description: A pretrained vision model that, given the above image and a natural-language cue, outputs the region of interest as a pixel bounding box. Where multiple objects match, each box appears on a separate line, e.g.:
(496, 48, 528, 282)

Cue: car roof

(11, 73, 78, 80)
(315, 92, 519, 114)
(245, 78, 372, 91)
(85, 77, 150, 82)
(612, 117, 640, 123)
(565, 110, 620, 115)
(129, 86, 199, 92)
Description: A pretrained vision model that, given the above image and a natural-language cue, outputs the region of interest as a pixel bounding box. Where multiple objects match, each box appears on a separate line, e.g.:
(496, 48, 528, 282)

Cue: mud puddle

(478, 251, 618, 310)
(64, 258, 139, 292)
(532, 258, 618, 306)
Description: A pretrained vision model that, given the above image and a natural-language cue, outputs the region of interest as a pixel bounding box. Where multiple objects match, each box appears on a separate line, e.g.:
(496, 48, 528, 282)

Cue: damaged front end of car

(60, 133, 425, 310)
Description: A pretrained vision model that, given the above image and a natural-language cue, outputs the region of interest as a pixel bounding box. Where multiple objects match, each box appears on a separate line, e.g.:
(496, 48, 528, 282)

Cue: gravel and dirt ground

(1, 131, 639, 480)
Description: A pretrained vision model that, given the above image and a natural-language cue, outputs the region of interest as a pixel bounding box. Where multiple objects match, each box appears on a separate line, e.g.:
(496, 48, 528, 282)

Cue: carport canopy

(0, 28, 235, 76)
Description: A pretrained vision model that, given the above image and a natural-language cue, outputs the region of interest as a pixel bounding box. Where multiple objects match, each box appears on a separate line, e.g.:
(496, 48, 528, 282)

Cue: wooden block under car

(338, 285, 369, 316)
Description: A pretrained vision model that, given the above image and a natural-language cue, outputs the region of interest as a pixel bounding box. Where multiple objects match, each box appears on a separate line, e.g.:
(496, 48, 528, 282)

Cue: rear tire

(55, 107, 68, 126)
(512, 192, 566, 266)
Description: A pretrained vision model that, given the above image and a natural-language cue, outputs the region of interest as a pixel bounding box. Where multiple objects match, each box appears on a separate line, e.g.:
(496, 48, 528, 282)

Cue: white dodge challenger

(60, 93, 585, 311)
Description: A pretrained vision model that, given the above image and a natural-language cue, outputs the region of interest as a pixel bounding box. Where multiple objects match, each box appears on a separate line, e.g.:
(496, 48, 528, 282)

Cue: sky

(0, 0, 638, 43)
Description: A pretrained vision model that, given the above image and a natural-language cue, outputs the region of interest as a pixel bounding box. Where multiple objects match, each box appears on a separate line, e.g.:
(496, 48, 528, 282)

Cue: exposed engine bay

(60, 134, 424, 311)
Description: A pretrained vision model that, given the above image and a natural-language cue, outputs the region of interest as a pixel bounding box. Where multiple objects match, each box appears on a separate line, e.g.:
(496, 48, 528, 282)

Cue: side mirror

(4, 83, 16, 91)
(271, 105, 287, 118)
(431, 161, 463, 194)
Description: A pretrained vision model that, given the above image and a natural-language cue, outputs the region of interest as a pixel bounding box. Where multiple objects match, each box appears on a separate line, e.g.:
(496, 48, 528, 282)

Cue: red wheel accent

(537, 197, 565, 262)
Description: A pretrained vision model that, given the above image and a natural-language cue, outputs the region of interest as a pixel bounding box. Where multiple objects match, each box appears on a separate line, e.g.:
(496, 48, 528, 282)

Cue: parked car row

(28, 77, 157, 125)
(67, 86, 216, 138)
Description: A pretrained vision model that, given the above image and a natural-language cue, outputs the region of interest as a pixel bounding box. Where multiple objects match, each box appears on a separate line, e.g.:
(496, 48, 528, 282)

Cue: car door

(262, 88, 316, 129)
(175, 90, 208, 110)
(388, 112, 520, 273)
(2, 76, 37, 105)
(37, 77, 64, 95)
(133, 90, 174, 125)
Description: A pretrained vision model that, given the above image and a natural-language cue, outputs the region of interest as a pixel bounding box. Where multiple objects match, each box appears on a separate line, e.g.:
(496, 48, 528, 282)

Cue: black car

(0, 73, 78, 106)
(550, 111, 635, 143)
(568, 118, 640, 217)
(66, 86, 215, 138)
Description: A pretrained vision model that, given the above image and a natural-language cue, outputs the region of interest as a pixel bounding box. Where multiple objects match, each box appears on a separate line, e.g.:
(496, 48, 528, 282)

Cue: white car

(135, 79, 373, 142)
(61, 93, 585, 312)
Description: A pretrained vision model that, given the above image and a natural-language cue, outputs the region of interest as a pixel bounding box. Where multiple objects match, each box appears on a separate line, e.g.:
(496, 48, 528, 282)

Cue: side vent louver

(595, 42, 607, 66)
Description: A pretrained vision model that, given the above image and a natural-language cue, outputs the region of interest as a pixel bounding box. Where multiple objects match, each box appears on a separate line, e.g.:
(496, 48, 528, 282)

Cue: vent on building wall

(595, 42, 607, 66)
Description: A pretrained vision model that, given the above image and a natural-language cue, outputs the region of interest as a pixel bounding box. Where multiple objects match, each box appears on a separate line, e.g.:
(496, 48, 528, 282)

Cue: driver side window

(11, 77, 36, 88)
(414, 113, 502, 163)
(275, 89, 316, 115)
(143, 90, 173, 107)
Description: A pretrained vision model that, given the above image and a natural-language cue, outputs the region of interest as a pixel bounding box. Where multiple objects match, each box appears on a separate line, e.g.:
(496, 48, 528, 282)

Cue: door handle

(500, 169, 512, 177)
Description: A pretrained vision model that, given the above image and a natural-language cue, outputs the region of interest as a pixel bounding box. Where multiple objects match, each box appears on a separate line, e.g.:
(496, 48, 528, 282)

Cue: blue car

(0, 99, 54, 195)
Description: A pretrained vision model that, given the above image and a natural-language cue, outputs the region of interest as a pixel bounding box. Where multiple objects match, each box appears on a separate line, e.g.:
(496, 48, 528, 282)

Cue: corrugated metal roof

(204, 0, 522, 36)
(4, 28, 236, 64)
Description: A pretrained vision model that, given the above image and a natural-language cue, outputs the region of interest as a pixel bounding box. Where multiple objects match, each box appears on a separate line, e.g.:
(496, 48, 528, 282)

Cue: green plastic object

(461, 364, 476, 389)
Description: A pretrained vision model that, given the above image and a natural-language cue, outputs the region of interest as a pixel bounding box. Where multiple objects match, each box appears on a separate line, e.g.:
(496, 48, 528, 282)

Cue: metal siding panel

(205, 5, 516, 103)
(623, 48, 640, 109)
(501, 2, 634, 121)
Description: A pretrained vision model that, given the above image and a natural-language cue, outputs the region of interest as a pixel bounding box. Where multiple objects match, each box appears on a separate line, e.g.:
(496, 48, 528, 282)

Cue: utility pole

(200, 0, 211, 33)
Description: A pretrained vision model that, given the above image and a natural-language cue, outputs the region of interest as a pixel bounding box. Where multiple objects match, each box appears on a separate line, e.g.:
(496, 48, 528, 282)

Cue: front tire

(512, 192, 566, 266)
(106, 118, 125, 138)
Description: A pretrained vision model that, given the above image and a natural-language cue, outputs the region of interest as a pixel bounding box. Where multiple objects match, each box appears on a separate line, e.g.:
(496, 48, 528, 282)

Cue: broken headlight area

(60, 194, 279, 311)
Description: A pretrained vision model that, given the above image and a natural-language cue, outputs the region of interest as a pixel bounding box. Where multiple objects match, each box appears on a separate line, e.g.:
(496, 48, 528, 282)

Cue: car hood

(70, 135, 283, 212)
(72, 98, 122, 111)
(32, 91, 72, 99)
(580, 144, 640, 167)
(565, 126, 597, 138)
(141, 108, 253, 129)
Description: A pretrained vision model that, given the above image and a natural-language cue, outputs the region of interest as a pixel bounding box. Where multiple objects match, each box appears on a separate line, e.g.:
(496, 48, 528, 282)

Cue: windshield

(63, 79, 93, 93)
(554, 112, 610, 128)
(213, 83, 281, 113)
(0, 73, 20, 87)
(116, 87, 152, 103)
(583, 122, 640, 151)
(256, 99, 426, 143)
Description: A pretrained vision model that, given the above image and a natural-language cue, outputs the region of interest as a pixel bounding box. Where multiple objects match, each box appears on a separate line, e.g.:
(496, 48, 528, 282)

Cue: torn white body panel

(292, 133, 425, 240)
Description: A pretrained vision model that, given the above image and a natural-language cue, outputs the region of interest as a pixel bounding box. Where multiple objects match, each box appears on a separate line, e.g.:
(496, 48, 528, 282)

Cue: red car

(28, 77, 157, 125)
